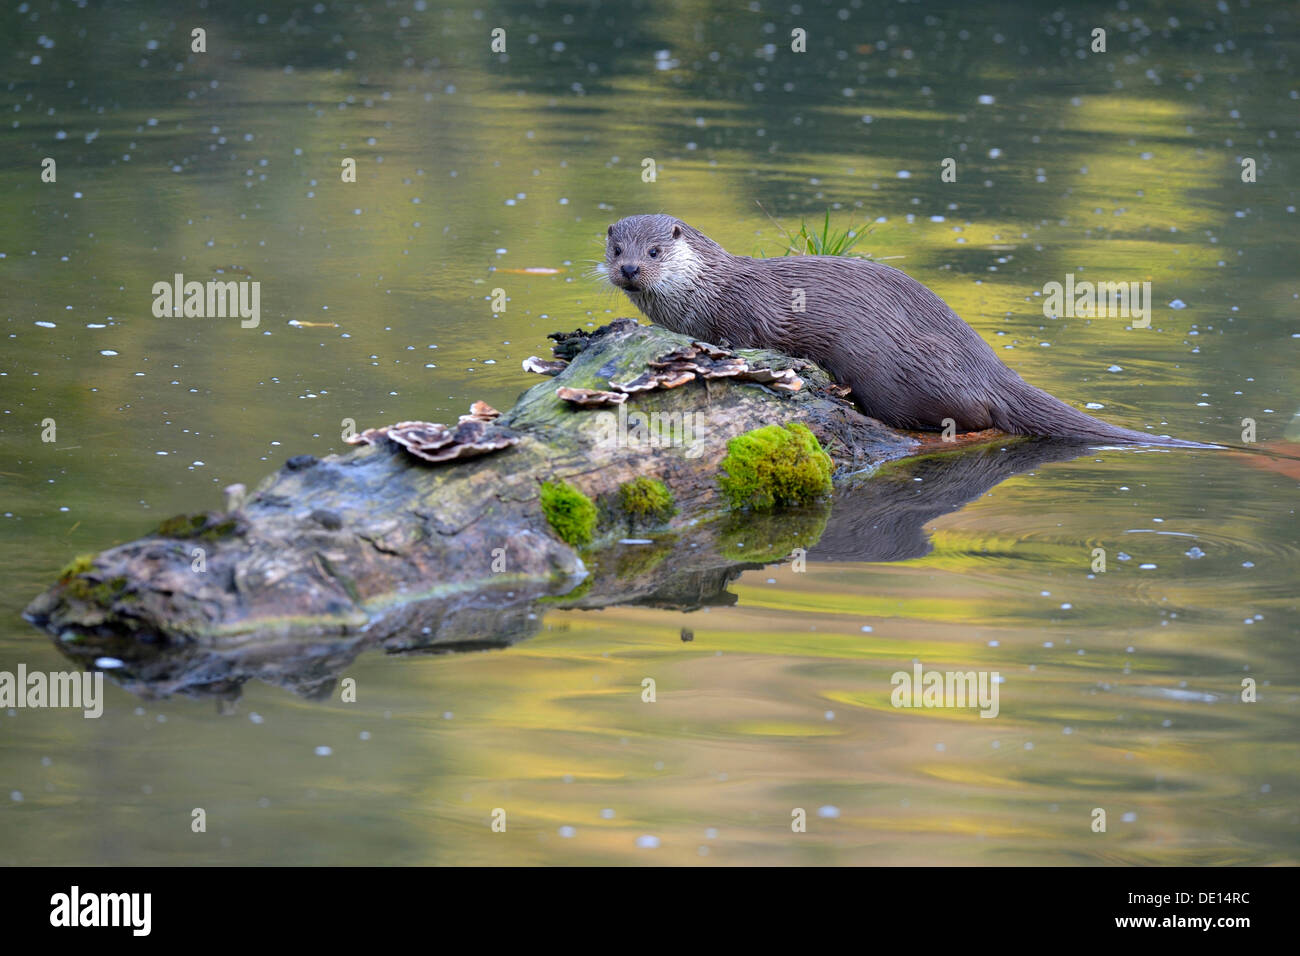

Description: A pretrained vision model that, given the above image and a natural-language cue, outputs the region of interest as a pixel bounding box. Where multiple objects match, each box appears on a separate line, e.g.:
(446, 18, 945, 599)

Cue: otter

(604, 214, 1204, 447)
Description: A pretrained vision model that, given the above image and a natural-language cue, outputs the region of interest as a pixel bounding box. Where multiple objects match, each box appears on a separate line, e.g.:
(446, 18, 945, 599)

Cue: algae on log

(23, 317, 1069, 701)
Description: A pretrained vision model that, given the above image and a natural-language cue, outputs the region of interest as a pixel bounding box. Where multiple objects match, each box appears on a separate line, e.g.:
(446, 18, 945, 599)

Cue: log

(22, 318, 1079, 700)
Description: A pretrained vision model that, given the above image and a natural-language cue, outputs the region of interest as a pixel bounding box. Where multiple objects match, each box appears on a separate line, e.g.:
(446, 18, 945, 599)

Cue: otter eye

(612, 245, 622, 256)
(648, 247, 660, 258)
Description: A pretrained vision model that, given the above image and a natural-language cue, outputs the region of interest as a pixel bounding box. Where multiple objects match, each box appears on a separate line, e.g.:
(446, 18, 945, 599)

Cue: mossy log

(23, 318, 1079, 700)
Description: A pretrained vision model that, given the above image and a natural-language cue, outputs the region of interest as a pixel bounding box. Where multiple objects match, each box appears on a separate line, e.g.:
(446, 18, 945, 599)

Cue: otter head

(604, 214, 709, 296)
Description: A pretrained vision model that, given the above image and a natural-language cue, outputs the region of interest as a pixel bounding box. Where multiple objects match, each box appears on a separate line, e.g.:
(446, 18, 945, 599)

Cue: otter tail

(990, 379, 1217, 449)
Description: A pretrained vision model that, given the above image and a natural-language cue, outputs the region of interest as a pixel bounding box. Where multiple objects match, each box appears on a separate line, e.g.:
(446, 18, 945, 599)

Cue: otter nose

(621, 264, 641, 281)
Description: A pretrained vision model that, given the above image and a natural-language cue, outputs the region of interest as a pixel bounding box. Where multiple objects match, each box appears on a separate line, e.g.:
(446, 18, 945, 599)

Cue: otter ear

(671, 225, 682, 239)
(607, 225, 614, 238)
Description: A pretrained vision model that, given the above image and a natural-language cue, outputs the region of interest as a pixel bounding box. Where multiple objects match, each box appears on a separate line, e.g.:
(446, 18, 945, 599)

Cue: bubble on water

(1168, 299, 1187, 309)
(636, 835, 660, 848)
(94, 657, 124, 669)
(314, 746, 332, 756)
(818, 805, 841, 818)
(977, 94, 995, 104)
(558, 826, 576, 838)
(99, 349, 118, 357)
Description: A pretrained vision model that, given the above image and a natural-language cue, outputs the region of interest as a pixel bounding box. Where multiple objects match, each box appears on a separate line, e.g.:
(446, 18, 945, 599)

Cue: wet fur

(606, 214, 1203, 447)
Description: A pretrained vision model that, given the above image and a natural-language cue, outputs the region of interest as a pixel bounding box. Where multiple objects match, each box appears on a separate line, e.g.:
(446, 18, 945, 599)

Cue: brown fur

(605, 214, 1205, 447)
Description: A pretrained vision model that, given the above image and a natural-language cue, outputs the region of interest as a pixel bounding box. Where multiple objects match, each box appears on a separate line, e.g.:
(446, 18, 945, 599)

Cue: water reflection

(35, 437, 1159, 704)
(1, 0, 1296, 865)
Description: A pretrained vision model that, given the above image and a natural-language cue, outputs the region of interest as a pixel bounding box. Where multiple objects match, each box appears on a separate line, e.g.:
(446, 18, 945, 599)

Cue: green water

(1, 0, 1297, 865)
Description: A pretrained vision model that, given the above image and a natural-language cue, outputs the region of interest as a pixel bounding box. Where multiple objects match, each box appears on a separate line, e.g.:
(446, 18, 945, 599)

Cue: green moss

(61, 574, 131, 606)
(58, 553, 96, 581)
(156, 513, 208, 538)
(717, 423, 833, 510)
(619, 477, 676, 527)
(61, 576, 96, 602)
(155, 513, 239, 541)
(540, 480, 598, 547)
(57, 554, 125, 606)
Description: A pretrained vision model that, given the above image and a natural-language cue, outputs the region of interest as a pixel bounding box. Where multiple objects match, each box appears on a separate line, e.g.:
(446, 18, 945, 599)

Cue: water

(1, 1, 1297, 865)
